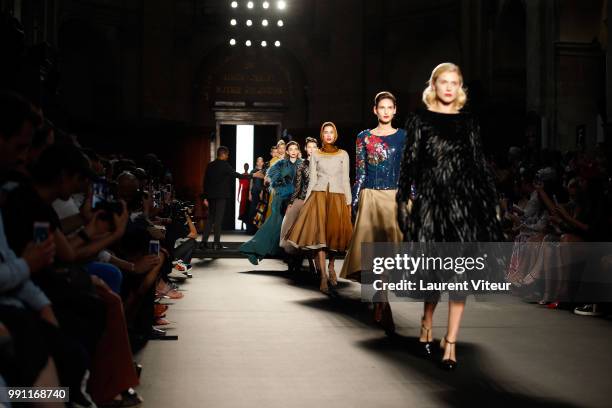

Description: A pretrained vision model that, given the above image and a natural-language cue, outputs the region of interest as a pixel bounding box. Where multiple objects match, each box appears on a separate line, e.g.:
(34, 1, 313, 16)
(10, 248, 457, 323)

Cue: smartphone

(149, 239, 160, 255)
(33, 222, 50, 243)
(92, 180, 108, 210)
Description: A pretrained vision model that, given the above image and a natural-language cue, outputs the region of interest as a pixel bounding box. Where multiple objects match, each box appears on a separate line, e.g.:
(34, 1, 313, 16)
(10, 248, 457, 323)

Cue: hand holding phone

(25, 223, 55, 273)
(33, 222, 50, 244)
(149, 239, 160, 256)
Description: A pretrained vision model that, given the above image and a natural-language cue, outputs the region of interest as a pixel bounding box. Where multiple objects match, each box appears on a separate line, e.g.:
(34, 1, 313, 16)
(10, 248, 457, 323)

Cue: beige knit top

(305, 149, 352, 205)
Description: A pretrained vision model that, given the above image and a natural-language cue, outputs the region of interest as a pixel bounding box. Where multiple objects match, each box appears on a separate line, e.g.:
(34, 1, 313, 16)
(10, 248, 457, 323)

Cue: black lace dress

(395, 109, 504, 300)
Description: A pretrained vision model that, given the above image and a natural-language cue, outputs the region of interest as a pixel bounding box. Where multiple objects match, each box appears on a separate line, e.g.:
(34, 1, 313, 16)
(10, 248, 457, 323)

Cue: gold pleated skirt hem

(285, 190, 352, 253)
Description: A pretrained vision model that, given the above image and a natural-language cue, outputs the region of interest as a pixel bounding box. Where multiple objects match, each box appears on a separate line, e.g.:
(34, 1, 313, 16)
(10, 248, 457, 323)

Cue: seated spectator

(114, 171, 182, 345)
(2, 136, 144, 406)
(0, 90, 198, 406)
(506, 170, 554, 286)
(0, 91, 94, 406)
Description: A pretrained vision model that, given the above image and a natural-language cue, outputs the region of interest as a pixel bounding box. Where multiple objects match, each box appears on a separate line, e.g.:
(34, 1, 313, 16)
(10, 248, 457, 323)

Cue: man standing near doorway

(201, 146, 250, 250)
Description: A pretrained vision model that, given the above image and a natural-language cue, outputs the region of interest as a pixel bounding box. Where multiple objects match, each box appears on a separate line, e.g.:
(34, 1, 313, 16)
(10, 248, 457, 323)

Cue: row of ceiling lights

(230, 1, 286, 10)
(229, 39, 281, 47)
(230, 18, 284, 27)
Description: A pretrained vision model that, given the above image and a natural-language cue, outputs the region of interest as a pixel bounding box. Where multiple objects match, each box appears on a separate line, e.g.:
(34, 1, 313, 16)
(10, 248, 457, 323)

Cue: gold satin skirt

(286, 190, 352, 252)
(340, 189, 403, 281)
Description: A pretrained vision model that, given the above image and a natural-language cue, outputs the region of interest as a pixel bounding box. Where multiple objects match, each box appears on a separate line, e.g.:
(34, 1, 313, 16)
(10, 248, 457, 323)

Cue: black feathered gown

(395, 109, 504, 300)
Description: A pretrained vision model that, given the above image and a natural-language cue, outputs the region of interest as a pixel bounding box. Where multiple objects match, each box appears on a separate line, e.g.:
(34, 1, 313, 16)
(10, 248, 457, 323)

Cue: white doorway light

(235, 125, 254, 229)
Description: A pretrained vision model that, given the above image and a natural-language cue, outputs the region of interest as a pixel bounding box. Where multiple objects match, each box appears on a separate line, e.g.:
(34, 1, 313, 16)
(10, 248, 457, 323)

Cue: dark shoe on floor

(213, 243, 229, 250)
(574, 304, 603, 316)
(440, 337, 457, 370)
(149, 327, 178, 340)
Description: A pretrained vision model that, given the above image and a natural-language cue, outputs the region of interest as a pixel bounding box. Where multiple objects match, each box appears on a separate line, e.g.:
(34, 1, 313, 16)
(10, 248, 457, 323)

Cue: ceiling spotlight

(277, 1, 286, 10)
(274, 40, 281, 47)
(261, 41, 267, 47)
(231, 1, 238, 8)
(262, 19, 268, 27)
(229, 38, 236, 46)
(247, 1, 254, 8)
(246, 19, 252, 26)
(230, 19, 237, 26)
(277, 19, 284, 27)
(245, 40, 252, 47)
(263, 1, 270, 9)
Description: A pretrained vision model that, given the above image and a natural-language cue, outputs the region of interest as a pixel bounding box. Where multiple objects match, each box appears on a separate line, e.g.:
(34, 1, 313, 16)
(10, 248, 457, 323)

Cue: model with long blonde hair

(396, 63, 503, 369)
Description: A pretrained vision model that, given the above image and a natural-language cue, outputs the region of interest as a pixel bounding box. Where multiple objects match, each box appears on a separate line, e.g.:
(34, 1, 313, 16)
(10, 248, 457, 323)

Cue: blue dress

(240, 158, 302, 264)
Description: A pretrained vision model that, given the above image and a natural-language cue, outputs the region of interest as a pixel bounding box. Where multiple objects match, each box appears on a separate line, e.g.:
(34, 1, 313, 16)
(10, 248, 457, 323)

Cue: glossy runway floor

(137, 235, 612, 408)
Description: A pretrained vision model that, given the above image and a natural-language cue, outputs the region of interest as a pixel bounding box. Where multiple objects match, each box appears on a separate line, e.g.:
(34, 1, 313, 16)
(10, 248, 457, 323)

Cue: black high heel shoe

(419, 318, 433, 357)
(439, 336, 457, 370)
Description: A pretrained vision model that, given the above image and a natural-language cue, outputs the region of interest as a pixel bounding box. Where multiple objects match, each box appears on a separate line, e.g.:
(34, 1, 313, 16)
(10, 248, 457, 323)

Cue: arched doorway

(194, 46, 307, 230)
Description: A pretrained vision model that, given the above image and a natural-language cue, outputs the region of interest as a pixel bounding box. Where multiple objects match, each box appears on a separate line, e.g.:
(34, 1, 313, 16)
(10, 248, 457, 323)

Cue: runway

(137, 235, 612, 408)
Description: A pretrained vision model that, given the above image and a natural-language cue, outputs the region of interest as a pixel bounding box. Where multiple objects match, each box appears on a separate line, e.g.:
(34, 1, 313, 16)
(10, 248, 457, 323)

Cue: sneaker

(172, 260, 193, 271)
(167, 269, 188, 281)
(177, 260, 193, 270)
(574, 304, 603, 316)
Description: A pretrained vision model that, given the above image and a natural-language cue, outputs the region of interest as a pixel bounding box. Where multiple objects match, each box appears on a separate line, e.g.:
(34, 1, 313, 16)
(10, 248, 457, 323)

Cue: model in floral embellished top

(340, 91, 406, 333)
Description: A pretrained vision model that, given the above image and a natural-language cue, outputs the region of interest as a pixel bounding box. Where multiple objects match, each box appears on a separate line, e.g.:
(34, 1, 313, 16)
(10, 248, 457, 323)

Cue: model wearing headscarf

(286, 122, 353, 295)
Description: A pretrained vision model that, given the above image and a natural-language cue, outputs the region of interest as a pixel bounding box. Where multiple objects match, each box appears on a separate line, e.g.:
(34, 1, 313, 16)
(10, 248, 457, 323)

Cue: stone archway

(193, 45, 308, 130)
